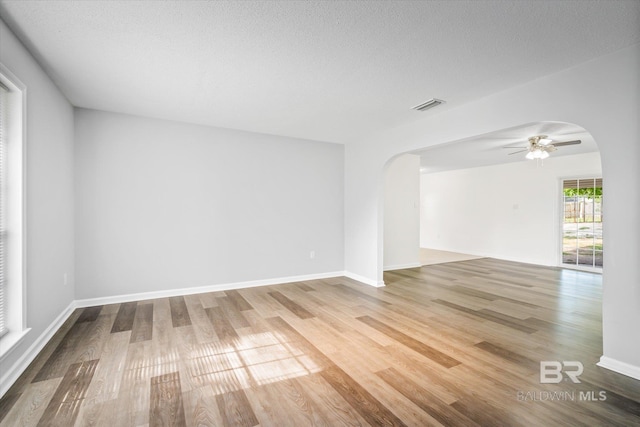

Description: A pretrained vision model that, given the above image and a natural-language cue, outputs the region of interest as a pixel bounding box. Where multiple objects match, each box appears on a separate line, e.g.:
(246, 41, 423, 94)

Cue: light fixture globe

(524, 135, 553, 160)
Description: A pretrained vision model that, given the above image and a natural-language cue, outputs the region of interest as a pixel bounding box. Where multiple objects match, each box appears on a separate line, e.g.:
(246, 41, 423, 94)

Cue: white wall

(0, 19, 75, 381)
(345, 43, 640, 377)
(74, 109, 344, 299)
(420, 152, 601, 266)
(384, 154, 420, 270)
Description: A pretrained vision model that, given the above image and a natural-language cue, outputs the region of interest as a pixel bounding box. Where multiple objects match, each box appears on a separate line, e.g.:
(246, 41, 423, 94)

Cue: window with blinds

(0, 82, 7, 338)
(0, 67, 25, 352)
(562, 178, 603, 269)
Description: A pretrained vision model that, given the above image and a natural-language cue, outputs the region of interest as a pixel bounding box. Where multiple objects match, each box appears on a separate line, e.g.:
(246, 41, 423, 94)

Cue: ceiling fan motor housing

(528, 135, 556, 152)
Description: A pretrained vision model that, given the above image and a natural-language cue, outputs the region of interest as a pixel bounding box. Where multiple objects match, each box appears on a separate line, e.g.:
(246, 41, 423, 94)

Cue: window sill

(0, 328, 31, 362)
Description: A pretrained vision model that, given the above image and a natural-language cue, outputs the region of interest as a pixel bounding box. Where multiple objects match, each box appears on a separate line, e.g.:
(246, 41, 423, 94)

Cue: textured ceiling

(0, 1, 639, 145)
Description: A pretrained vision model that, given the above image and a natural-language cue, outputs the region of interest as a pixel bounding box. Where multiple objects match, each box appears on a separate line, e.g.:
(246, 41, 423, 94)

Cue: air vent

(412, 98, 445, 112)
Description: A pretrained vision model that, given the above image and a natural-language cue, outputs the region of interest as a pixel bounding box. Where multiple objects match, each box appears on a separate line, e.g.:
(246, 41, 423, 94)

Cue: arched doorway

(382, 121, 601, 274)
(413, 121, 601, 270)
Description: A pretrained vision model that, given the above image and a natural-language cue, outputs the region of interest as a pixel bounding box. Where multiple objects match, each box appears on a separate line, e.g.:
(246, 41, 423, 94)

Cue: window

(0, 64, 27, 359)
(561, 178, 603, 270)
(0, 80, 7, 338)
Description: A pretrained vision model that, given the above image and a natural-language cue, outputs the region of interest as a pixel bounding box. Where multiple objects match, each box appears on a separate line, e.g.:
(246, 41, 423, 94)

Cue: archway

(381, 121, 602, 273)
(410, 121, 600, 270)
(382, 122, 606, 374)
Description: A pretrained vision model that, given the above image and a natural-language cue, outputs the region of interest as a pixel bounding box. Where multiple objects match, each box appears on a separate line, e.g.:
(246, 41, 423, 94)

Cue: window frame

(559, 176, 603, 273)
(0, 62, 29, 361)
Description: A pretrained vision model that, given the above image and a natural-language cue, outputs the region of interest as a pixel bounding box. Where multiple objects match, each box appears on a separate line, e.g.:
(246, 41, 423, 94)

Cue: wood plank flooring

(2, 258, 639, 426)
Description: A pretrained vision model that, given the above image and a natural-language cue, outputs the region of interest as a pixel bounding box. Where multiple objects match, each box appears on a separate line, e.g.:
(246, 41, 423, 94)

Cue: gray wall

(383, 154, 420, 270)
(74, 109, 344, 299)
(0, 19, 75, 375)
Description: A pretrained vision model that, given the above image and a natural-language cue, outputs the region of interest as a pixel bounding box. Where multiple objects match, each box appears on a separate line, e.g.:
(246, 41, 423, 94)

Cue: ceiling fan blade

(502, 146, 527, 149)
(508, 149, 528, 155)
(552, 139, 582, 147)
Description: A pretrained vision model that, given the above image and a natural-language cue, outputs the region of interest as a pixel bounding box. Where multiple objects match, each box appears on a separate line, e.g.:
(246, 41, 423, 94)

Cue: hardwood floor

(1, 258, 639, 426)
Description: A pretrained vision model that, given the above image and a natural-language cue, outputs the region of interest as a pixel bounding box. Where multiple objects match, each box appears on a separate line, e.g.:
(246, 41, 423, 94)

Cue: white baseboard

(75, 271, 345, 307)
(344, 271, 385, 287)
(597, 356, 640, 381)
(383, 262, 421, 271)
(0, 301, 77, 397)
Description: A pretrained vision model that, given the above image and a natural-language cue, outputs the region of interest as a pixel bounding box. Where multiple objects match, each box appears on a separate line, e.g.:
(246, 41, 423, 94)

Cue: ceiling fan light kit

(526, 149, 549, 160)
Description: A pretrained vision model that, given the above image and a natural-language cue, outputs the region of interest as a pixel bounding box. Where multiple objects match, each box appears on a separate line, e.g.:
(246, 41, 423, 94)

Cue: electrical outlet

(309, 251, 315, 259)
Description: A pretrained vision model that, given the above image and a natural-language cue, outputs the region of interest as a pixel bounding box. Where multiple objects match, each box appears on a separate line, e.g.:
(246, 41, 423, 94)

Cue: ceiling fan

(505, 135, 581, 160)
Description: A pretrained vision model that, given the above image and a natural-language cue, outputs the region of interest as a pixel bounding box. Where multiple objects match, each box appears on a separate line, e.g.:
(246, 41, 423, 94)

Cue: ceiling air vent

(412, 98, 445, 112)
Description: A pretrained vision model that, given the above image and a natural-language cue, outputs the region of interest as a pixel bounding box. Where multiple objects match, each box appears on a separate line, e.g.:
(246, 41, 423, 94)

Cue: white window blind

(0, 82, 6, 338)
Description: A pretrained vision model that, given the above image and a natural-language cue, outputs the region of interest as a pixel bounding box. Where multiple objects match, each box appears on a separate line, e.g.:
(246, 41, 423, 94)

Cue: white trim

(597, 356, 640, 381)
(383, 262, 421, 271)
(465, 250, 556, 267)
(0, 63, 28, 346)
(344, 271, 385, 288)
(0, 328, 30, 360)
(559, 264, 603, 274)
(75, 271, 346, 307)
(0, 301, 76, 397)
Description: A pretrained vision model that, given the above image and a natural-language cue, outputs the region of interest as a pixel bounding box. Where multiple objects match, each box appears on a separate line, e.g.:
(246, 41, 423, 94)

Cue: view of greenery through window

(562, 178, 603, 268)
